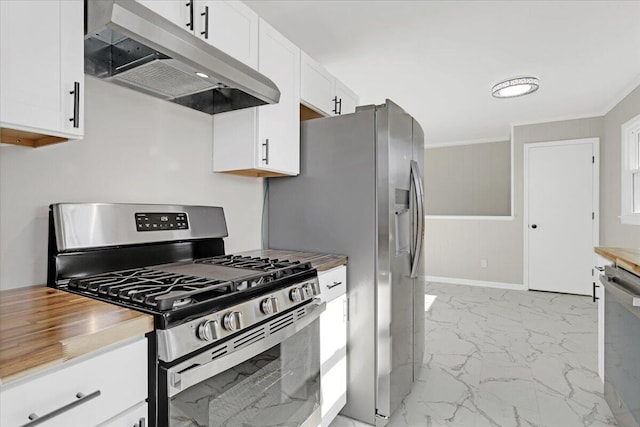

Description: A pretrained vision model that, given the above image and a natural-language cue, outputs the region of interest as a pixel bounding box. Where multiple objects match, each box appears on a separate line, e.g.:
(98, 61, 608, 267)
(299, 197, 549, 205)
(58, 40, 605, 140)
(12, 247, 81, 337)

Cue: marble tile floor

(330, 282, 616, 427)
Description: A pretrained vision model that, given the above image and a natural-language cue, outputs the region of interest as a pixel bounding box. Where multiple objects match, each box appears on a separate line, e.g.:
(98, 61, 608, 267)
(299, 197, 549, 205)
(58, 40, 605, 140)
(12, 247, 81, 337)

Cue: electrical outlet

(480, 259, 488, 268)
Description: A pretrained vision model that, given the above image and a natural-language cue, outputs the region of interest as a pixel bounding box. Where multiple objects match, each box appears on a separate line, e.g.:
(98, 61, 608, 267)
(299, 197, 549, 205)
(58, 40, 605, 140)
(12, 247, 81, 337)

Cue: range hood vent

(84, 0, 280, 115)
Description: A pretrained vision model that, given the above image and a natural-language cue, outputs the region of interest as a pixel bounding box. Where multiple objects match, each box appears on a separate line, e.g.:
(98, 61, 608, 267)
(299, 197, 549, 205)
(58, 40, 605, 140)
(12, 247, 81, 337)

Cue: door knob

(531, 224, 538, 229)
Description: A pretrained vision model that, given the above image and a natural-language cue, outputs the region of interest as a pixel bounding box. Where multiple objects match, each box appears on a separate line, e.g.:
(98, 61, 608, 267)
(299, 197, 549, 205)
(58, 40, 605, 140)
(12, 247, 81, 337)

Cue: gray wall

(601, 85, 640, 247)
(0, 77, 264, 290)
(425, 116, 606, 284)
(425, 141, 511, 216)
(426, 82, 640, 284)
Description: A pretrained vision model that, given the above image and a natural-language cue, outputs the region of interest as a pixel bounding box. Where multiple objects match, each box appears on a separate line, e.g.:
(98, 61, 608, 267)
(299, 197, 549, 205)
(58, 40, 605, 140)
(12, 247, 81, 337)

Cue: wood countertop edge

(1, 358, 64, 386)
(315, 257, 348, 271)
(61, 315, 154, 360)
(1, 316, 153, 385)
(594, 247, 640, 275)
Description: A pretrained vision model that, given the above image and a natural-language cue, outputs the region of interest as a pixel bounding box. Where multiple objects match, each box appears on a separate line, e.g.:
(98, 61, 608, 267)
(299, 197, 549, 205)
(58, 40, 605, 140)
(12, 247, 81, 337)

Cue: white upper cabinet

(136, 0, 258, 69)
(300, 51, 360, 117)
(213, 19, 300, 177)
(195, 0, 259, 69)
(334, 78, 359, 116)
(301, 51, 335, 116)
(0, 0, 84, 145)
(256, 19, 300, 174)
(136, 0, 188, 28)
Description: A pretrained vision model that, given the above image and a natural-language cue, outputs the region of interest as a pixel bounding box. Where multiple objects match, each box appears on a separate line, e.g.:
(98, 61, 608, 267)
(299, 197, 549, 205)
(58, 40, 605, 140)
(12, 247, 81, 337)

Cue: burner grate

(195, 255, 305, 272)
(69, 268, 233, 311)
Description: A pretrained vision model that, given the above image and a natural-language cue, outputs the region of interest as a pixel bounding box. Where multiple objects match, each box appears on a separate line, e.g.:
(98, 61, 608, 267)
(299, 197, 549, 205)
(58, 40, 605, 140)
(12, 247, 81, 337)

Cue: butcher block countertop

(595, 247, 640, 276)
(237, 249, 348, 272)
(0, 286, 153, 385)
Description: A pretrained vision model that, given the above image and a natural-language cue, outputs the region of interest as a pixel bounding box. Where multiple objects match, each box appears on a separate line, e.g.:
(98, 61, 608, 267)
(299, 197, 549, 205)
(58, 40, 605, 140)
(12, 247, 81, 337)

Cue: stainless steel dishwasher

(601, 264, 640, 427)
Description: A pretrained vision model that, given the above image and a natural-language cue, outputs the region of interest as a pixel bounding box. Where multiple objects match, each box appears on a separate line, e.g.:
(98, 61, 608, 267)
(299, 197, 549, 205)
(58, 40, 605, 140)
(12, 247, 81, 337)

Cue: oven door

(159, 300, 325, 427)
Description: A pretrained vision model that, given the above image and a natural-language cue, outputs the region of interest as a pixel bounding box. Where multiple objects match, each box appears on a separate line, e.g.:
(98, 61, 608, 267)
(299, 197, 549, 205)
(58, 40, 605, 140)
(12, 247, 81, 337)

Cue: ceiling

(245, 1, 640, 145)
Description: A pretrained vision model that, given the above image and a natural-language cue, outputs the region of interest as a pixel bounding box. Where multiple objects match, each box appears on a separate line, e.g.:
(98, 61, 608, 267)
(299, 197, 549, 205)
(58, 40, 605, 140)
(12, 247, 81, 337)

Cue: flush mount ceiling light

(492, 76, 539, 98)
(195, 72, 209, 79)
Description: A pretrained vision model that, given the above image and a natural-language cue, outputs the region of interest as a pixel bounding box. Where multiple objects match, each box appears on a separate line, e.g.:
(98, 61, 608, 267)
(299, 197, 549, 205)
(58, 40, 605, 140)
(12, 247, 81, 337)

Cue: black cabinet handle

(69, 81, 80, 128)
(338, 98, 343, 115)
(331, 96, 338, 114)
(530, 224, 537, 229)
(262, 139, 269, 165)
(134, 417, 146, 427)
(186, 0, 194, 29)
(22, 390, 100, 426)
(200, 6, 209, 39)
(593, 282, 600, 303)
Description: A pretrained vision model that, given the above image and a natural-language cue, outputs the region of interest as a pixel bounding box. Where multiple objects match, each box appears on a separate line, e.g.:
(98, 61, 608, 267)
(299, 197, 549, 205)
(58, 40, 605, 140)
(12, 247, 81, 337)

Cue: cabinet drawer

(1, 338, 147, 427)
(318, 266, 347, 302)
(97, 402, 147, 427)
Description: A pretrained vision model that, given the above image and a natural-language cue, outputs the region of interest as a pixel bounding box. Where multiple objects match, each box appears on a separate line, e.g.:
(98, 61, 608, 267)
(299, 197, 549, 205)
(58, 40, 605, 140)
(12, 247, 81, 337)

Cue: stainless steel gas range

(47, 203, 324, 427)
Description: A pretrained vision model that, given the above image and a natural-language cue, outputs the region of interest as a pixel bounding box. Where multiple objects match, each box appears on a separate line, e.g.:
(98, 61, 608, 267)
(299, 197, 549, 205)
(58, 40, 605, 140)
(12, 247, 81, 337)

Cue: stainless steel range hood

(84, 0, 280, 114)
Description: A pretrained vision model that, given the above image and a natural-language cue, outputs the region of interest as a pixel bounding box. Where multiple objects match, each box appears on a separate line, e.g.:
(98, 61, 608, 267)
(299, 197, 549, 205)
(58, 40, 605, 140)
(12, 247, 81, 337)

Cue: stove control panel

(135, 212, 189, 232)
(157, 277, 321, 362)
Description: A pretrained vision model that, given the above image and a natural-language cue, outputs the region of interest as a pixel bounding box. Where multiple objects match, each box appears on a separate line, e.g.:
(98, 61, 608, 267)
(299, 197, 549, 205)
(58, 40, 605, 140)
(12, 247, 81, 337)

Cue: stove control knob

(197, 320, 218, 342)
(302, 283, 315, 299)
(289, 287, 303, 303)
(222, 312, 242, 332)
(261, 297, 279, 315)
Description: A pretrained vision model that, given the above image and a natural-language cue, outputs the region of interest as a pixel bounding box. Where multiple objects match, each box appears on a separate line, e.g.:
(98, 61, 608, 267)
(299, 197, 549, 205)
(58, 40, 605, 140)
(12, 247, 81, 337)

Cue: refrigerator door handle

(410, 160, 424, 279)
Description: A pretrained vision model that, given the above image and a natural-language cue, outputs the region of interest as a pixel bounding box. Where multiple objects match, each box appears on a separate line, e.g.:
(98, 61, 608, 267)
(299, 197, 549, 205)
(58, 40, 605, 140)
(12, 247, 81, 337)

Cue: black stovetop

(62, 255, 316, 328)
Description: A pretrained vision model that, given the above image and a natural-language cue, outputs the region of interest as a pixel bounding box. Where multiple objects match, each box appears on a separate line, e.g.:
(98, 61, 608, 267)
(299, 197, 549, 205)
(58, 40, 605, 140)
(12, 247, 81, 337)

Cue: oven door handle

(600, 274, 640, 307)
(167, 300, 326, 397)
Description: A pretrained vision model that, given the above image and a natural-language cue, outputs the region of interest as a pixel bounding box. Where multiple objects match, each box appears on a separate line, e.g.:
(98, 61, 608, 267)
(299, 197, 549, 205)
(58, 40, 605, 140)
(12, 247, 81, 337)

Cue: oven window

(169, 320, 320, 427)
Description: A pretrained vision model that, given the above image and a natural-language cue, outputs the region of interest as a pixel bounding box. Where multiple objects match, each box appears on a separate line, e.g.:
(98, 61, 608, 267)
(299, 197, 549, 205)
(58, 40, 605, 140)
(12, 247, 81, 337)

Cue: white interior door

(525, 139, 598, 295)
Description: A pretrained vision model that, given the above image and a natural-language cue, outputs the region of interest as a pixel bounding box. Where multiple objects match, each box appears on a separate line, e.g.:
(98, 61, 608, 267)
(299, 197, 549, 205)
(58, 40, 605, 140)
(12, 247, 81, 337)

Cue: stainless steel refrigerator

(267, 100, 425, 426)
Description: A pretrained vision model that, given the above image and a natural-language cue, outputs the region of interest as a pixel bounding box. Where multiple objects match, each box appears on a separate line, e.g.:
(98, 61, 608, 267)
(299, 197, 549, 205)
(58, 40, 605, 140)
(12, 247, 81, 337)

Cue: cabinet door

(1, 1, 63, 134)
(300, 51, 334, 116)
(0, 0, 83, 139)
(335, 79, 359, 116)
(137, 0, 189, 30)
(195, 0, 258, 69)
(60, 0, 84, 137)
(320, 296, 348, 427)
(257, 19, 300, 175)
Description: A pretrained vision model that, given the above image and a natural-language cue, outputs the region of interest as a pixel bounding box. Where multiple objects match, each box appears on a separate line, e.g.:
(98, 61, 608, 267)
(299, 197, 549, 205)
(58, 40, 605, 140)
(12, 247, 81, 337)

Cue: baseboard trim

(423, 275, 525, 291)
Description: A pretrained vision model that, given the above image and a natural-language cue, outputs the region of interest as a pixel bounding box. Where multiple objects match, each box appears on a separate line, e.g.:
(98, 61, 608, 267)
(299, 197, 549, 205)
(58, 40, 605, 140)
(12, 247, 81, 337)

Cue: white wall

(0, 77, 264, 289)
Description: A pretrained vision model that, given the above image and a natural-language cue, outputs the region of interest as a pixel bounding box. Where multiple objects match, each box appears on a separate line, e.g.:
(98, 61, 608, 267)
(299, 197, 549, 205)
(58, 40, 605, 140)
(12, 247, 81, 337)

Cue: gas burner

(172, 297, 194, 309)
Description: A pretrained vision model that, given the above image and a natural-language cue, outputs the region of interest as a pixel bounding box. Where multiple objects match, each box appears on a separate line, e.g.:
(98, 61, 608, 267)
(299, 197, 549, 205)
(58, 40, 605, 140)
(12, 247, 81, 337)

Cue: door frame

(523, 137, 600, 291)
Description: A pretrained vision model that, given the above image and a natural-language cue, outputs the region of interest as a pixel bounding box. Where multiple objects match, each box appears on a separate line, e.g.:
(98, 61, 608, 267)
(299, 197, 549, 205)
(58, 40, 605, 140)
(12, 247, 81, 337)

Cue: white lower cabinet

(595, 255, 609, 383)
(0, 338, 148, 427)
(97, 402, 148, 427)
(318, 266, 348, 427)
